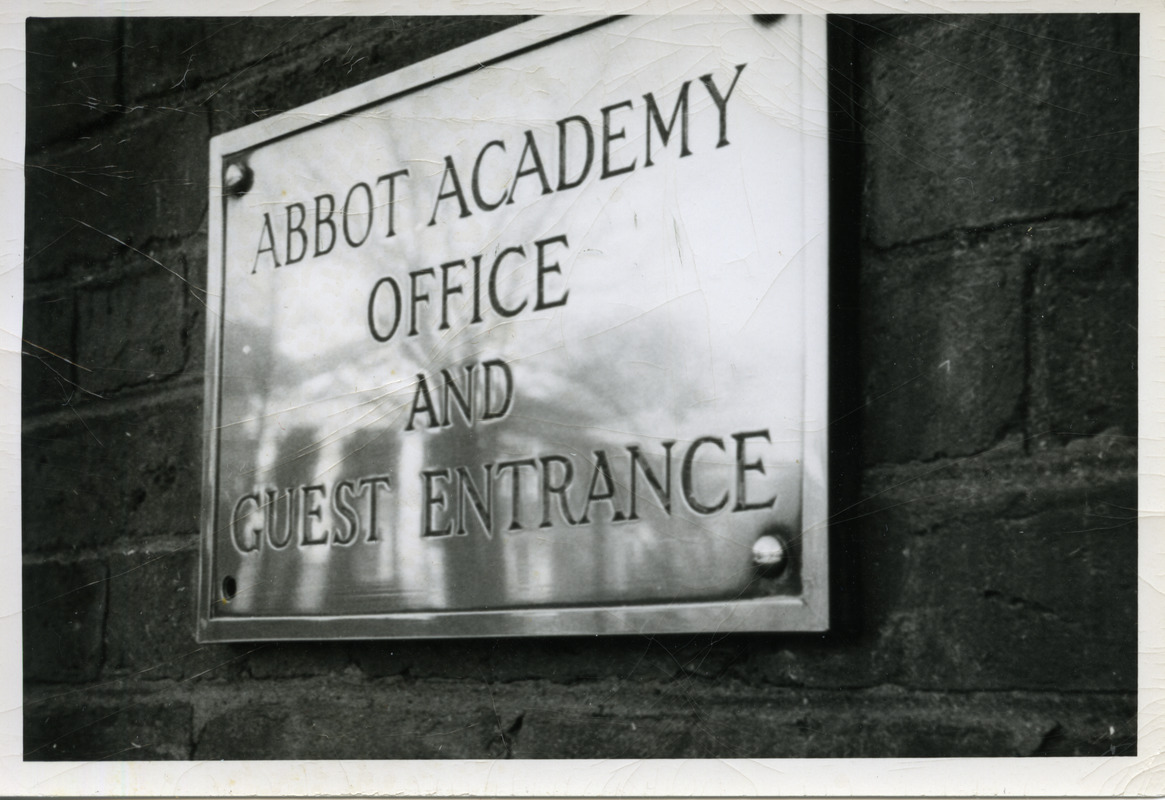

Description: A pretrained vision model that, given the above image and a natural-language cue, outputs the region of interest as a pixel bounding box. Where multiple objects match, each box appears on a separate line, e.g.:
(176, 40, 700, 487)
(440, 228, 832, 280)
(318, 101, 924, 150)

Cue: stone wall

(22, 14, 1137, 760)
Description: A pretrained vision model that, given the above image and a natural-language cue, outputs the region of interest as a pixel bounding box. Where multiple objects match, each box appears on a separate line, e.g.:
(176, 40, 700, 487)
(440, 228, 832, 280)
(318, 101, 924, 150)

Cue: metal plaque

(199, 15, 830, 641)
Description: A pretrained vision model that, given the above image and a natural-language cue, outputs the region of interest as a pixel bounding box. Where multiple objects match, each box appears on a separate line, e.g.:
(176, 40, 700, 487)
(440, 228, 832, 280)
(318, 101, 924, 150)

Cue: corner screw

(752, 534, 787, 572)
(224, 162, 253, 197)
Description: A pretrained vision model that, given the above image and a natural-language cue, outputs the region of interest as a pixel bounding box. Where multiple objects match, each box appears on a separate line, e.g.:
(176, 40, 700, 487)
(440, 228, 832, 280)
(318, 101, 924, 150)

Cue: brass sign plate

(199, 15, 830, 641)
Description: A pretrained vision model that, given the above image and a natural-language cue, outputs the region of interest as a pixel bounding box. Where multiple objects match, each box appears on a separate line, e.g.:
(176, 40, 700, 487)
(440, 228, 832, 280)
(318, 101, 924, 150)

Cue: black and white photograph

(11, 2, 1159, 796)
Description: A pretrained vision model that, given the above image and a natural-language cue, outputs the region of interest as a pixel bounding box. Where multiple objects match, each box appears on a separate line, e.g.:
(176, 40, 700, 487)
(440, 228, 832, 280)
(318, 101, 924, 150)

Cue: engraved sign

(199, 15, 830, 640)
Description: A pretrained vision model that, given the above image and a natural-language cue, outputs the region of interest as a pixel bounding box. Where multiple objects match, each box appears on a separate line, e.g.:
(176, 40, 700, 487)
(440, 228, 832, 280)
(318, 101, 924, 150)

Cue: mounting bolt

(221, 575, 237, 602)
(752, 533, 787, 572)
(224, 161, 253, 197)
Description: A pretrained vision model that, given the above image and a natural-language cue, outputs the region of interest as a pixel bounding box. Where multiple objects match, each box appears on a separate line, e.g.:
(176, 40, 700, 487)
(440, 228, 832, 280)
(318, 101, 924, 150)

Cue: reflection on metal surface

(222, 161, 251, 196)
(199, 15, 830, 640)
(752, 534, 787, 571)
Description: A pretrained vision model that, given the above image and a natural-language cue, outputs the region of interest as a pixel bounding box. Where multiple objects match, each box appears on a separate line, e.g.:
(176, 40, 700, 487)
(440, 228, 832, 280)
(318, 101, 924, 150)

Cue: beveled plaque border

(197, 15, 831, 642)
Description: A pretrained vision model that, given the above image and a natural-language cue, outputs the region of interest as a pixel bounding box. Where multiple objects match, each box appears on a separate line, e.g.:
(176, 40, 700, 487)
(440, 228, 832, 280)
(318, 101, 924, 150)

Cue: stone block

(23, 560, 106, 683)
(181, 240, 210, 378)
(122, 18, 212, 102)
(25, 109, 208, 271)
(511, 686, 1131, 758)
(24, 698, 192, 760)
(246, 642, 351, 679)
(1030, 210, 1137, 441)
(26, 18, 122, 146)
(193, 693, 504, 759)
(187, 680, 1137, 760)
(732, 447, 1136, 693)
(75, 265, 189, 396)
(860, 239, 1026, 462)
(1031, 703, 1138, 757)
(858, 458, 1136, 692)
(208, 17, 527, 135)
(195, 17, 345, 101)
(104, 549, 243, 680)
(22, 289, 76, 412)
(124, 398, 204, 537)
(352, 635, 748, 684)
(23, 420, 126, 552)
(23, 393, 203, 551)
(860, 14, 1137, 247)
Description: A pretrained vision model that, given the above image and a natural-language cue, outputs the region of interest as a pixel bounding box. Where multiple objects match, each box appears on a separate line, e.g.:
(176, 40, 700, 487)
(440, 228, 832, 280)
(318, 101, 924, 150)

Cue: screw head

(223, 162, 253, 196)
(752, 534, 786, 570)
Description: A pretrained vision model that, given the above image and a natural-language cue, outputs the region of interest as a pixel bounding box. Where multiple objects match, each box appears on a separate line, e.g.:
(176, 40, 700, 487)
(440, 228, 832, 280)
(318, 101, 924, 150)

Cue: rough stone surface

(23, 393, 203, 551)
(860, 237, 1026, 462)
(202, 680, 1129, 760)
(124, 398, 205, 538)
(26, 18, 123, 147)
(208, 17, 529, 135)
(23, 417, 125, 553)
(246, 643, 352, 679)
(24, 108, 208, 270)
(731, 444, 1137, 693)
(181, 239, 210, 377)
(23, 560, 107, 683)
(124, 18, 421, 107)
(858, 454, 1136, 692)
(172, 17, 347, 108)
(1030, 210, 1138, 441)
(29, 680, 1134, 761)
(104, 549, 243, 681)
(352, 634, 751, 684)
(512, 705, 1047, 759)
(860, 14, 1137, 248)
(75, 264, 190, 396)
(508, 686, 1135, 759)
(25, 700, 192, 760)
(22, 288, 76, 412)
(857, 207, 1137, 463)
(121, 18, 220, 103)
(1032, 706, 1138, 757)
(194, 691, 513, 760)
